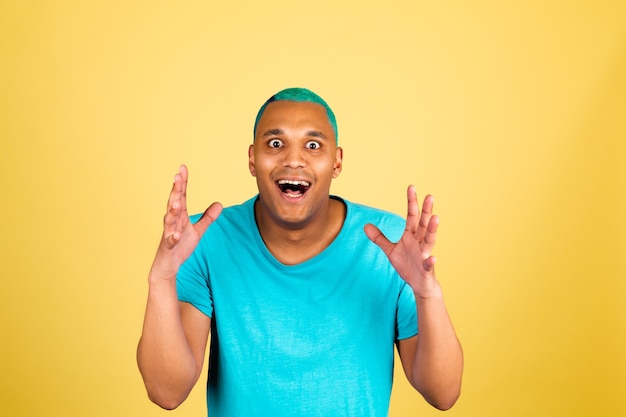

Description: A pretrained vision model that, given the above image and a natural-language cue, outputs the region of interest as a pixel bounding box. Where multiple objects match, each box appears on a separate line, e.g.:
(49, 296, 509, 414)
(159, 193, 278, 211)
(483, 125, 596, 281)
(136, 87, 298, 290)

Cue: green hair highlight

(253, 87, 338, 144)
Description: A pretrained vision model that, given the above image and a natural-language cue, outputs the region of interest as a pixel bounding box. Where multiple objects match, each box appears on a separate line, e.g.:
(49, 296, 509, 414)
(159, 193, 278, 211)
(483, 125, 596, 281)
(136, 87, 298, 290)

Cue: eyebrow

(262, 129, 284, 137)
(262, 129, 328, 140)
(306, 130, 328, 140)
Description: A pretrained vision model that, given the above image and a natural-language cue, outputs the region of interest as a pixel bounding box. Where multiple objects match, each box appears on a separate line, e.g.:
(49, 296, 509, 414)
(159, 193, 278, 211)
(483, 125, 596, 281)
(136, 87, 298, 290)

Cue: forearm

(137, 271, 198, 409)
(412, 290, 463, 410)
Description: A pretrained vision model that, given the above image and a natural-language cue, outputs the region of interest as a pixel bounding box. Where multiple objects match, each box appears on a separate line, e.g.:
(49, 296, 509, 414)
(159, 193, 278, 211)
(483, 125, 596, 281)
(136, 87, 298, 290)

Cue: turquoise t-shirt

(177, 196, 418, 417)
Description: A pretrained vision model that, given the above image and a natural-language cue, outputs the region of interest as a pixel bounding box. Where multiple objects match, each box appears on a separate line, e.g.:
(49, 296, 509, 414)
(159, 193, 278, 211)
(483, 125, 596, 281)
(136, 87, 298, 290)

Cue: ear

(332, 147, 343, 178)
(248, 144, 256, 176)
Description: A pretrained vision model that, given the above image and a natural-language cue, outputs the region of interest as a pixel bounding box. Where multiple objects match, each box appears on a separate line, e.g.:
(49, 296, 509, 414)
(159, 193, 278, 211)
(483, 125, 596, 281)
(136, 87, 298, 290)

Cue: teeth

(277, 180, 310, 186)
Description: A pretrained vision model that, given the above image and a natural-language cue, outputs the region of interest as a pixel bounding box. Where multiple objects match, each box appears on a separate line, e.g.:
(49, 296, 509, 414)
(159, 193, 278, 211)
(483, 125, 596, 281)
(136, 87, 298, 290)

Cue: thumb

(194, 202, 223, 236)
(364, 224, 394, 256)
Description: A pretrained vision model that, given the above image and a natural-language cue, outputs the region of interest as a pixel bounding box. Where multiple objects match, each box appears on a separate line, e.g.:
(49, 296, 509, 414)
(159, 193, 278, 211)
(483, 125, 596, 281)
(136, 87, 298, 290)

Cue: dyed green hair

(253, 87, 338, 144)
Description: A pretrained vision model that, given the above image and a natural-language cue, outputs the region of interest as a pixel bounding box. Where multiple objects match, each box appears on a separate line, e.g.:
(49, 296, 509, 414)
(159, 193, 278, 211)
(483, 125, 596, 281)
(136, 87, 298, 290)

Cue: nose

(282, 145, 306, 169)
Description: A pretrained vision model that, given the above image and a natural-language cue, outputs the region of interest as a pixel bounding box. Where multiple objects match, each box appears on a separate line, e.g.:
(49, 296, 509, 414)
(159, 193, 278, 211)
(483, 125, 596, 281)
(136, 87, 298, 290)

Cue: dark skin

(248, 100, 344, 264)
(137, 100, 463, 410)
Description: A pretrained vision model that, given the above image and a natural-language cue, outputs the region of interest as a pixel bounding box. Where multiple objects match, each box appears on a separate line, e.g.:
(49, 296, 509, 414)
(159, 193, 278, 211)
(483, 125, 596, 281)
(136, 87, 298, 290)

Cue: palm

(155, 165, 222, 277)
(364, 186, 439, 298)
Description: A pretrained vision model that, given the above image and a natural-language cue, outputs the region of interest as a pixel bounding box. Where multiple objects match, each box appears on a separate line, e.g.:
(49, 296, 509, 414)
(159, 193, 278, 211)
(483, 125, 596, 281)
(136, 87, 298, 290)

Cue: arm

(137, 165, 222, 409)
(364, 186, 463, 410)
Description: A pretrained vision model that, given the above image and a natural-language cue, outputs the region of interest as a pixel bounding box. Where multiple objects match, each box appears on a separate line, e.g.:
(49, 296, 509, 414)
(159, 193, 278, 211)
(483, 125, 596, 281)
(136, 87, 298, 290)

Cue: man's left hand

(364, 185, 441, 299)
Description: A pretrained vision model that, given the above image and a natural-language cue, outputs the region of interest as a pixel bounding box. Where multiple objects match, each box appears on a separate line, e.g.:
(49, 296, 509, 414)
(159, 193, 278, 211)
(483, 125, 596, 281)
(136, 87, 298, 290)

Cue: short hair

(253, 87, 338, 144)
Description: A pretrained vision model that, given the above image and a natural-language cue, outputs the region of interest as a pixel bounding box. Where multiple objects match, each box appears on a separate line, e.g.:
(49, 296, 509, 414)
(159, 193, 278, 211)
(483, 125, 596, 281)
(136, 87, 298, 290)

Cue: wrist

(148, 260, 179, 286)
(412, 280, 444, 302)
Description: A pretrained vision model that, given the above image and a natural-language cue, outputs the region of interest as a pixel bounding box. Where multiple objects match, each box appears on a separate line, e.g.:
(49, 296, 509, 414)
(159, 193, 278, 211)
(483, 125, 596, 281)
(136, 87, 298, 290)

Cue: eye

(269, 139, 283, 148)
(305, 140, 321, 150)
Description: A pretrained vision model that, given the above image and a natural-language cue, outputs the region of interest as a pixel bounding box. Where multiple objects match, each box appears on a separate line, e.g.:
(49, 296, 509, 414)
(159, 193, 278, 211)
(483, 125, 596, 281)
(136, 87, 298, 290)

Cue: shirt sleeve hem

(177, 297, 213, 319)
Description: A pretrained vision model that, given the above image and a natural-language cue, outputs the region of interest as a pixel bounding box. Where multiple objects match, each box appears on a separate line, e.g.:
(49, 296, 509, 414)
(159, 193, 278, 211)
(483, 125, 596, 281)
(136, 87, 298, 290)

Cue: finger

(364, 224, 395, 256)
(423, 255, 437, 272)
(179, 164, 189, 214)
(194, 202, 223, 236)
(167, 168, 184, 211)
(165, 180, 182, 228)
(405, 185, 420, 234)
(162, 199, 185, 247)
(163, 229, 181, 249)
(416, 194, 434, 240)
(163, 168, 186, 245)
(421, 215, 439, 256)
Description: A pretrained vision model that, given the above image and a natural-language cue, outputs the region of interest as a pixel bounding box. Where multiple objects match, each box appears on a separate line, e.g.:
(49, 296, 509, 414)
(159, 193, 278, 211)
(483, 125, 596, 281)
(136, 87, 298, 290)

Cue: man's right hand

(138, 164, 219, 409)
(151, 164, 222, 281)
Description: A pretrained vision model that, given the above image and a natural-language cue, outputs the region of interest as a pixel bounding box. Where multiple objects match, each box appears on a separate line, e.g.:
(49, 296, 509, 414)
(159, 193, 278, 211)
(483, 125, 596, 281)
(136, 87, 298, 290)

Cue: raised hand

(364, 185, 440, 299)
(151, 165, 222, 280)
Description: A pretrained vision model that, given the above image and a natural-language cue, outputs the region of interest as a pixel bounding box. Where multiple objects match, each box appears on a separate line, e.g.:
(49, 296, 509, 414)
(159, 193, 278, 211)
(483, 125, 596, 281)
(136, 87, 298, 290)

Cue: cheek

(312, 159, 337, 181)
(251, 157, 275, 180)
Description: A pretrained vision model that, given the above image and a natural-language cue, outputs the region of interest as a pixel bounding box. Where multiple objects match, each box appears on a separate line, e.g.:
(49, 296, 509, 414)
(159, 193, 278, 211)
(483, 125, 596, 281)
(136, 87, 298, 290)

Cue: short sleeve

(396, 282, 418, 340)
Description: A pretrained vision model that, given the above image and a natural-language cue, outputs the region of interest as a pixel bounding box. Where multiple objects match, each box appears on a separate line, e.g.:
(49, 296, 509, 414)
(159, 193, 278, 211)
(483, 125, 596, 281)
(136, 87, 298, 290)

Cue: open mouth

(277, 179, 310, 198)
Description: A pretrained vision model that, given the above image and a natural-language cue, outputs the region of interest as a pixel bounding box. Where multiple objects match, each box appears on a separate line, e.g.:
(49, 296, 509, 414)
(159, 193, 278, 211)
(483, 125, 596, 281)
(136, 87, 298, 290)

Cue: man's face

(249, 100, 343, 229)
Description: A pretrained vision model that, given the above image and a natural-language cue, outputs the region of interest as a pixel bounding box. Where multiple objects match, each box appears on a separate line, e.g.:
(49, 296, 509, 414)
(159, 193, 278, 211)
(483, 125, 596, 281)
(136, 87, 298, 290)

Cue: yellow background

(1, 1, 624, 416)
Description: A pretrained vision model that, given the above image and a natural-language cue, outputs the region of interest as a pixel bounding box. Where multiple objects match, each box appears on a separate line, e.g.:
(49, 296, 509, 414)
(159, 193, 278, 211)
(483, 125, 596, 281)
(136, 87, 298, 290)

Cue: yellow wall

(1, 1, 624, 416)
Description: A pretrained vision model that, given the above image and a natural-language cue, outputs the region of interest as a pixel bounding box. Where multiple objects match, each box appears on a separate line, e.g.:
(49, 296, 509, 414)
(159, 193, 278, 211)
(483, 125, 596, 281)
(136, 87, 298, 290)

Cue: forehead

(255, 101, 335, 138)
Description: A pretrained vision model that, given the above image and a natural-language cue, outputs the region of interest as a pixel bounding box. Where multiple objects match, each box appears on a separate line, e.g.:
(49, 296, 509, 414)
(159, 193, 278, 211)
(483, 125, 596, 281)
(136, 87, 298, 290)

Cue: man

(137, 88, 463, 416)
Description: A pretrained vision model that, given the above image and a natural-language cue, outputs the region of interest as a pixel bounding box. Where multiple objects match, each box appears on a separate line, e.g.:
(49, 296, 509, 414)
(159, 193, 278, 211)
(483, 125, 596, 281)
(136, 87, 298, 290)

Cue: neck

(254, 197, 346, 265)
